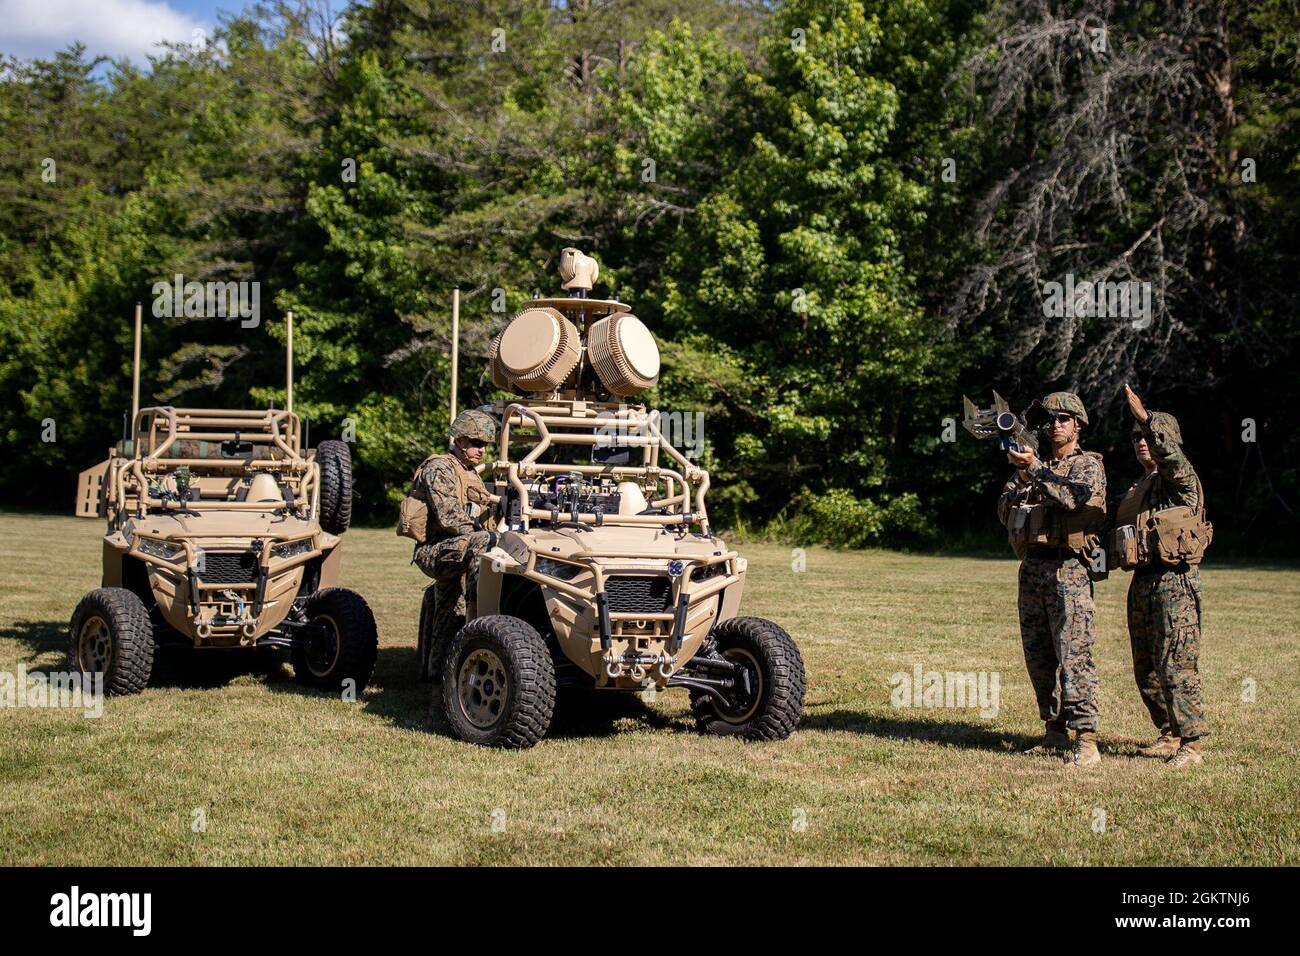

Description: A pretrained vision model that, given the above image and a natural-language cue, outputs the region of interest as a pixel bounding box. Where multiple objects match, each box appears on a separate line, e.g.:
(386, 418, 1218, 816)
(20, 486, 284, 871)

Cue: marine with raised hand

(411, 409, 498, 686)
(997, 392, 1108, 767)
(1114, 385, 1212, 769)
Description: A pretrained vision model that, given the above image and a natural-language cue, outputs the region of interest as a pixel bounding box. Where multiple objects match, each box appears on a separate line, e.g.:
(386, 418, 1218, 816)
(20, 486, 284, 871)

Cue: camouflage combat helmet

(1041, 391, 1088, 425)
(450, 408, 497, 443)
(1144, 411, 1183, 445)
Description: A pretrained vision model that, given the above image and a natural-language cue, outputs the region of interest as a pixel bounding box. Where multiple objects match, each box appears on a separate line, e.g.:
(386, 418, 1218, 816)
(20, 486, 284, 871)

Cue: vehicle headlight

(535, 557, 582, 581)
(690, 562, 728, 582)
(137, 537, 184, 561)
(271, 538, 314, 560)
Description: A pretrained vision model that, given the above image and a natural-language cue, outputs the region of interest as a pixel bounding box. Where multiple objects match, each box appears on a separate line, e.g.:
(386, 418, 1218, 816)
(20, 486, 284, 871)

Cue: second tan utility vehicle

(70, 310, 377, 696)
(434, 250, 805, 747)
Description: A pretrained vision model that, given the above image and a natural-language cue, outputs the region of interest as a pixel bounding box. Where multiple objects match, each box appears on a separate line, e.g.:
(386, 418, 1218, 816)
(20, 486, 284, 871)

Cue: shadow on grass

(146, 644, 284, 691)
(349, 647, 433, 732)
(0, 619, 276, 691)
(237, 648, 440, 736)
(548, 687, 691, 740)
(802, 708, 1031, 752)
(321, 646, 695, 743)
(802, 709, 1146, 759)
(149, 650, 426, 739)
(0, 619, 66, 662)
(3, 627, 303, 697)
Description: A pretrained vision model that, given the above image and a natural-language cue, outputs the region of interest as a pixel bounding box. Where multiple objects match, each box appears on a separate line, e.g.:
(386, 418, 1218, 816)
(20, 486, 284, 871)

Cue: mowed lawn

(0, 511, 1296, 866)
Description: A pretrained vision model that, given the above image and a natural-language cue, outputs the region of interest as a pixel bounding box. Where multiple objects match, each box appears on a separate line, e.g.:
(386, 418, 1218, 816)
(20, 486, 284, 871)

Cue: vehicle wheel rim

(457, 648, 509, 729)
(715, 647, 763, 724)
(305, 614, 341, 676)
(78, 615, 113, 674)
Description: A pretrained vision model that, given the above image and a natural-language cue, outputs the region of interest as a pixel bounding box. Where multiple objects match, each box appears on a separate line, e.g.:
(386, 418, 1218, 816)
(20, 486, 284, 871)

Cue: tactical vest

(1110, 472, 1211, 570)
(396, 453, 492, 544)
(1006, 451, 1108, 560)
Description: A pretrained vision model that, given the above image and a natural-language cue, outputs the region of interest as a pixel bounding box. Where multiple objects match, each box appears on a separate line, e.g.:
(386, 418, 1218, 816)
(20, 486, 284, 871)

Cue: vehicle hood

(125, 509, 316, 543)
(505, 524, 729, 564)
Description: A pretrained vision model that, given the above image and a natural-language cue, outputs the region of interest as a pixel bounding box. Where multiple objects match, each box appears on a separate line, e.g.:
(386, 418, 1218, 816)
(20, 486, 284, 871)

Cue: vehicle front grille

(198, 551, 259, 585)
(604, 575, 672, 614)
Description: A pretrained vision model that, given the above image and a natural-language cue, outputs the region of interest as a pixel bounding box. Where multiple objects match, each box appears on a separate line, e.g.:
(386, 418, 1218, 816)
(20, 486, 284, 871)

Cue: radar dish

(498, 307, 581, 392)
(587, 313, 660, 396)
(486, 330, 514, 390)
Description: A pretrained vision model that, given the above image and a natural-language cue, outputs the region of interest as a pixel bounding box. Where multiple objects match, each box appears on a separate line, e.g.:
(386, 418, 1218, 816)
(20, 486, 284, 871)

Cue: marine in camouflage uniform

(997, 392, 1108, 766)
(413, 409, 498, 684)
(1119, 386, 1208, 769)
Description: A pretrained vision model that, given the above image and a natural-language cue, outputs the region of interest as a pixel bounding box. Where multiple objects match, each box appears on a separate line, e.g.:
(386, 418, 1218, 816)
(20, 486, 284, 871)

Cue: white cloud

(0, 0, 209, 64)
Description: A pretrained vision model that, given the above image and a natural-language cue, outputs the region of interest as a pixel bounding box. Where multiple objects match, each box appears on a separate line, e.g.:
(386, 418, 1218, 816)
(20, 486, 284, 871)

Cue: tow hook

(606, 652, 677, 683)
(222, 589, 246, 619)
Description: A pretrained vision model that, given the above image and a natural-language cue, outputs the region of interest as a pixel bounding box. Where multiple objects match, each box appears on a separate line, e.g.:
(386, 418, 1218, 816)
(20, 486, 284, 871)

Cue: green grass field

(1, 511, 1296, 866)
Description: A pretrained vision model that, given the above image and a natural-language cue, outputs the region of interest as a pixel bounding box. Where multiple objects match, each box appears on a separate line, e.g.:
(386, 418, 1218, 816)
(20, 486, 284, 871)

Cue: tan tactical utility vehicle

(70, 309, 377, 696)
(436, 250, 805, 747)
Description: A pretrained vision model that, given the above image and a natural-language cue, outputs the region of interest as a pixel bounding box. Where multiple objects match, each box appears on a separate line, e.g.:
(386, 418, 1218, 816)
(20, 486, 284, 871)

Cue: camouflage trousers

(1128, 566, 1207, 740)
(414, 530, 492, 682)
(1017, 556, 1100, 732)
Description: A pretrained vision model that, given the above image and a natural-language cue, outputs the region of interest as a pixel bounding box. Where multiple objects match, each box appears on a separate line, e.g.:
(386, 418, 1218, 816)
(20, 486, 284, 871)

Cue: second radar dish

(587, 313, 660, 396)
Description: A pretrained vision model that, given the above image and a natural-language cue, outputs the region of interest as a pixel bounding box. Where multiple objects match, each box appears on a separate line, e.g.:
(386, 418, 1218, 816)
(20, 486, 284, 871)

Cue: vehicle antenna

(286, 309, 294, 416)
(131, 302, 142, 428)
(450, 289, 460, 425)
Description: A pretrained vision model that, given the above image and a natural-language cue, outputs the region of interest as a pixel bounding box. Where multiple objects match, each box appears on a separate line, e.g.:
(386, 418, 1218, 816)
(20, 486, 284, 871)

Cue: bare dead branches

(950, 0, 1241, 413)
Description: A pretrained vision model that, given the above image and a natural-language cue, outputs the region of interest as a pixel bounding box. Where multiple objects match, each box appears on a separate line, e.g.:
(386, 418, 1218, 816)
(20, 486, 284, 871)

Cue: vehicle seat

(246, 473, 282, 503)
(616, 481, 648, 516)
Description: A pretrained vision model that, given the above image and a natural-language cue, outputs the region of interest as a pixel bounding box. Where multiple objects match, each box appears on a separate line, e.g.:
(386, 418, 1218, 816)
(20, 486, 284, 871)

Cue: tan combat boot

(1138, 732, 1181, 758)
(1022, 720, 1071, 755)
(1165, 739, 1204, 769)
(1068, 731, 1101, 768)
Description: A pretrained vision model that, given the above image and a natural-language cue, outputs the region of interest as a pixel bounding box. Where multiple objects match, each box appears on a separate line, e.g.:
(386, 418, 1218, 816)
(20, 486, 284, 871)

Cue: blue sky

(0, 0, 255, 63)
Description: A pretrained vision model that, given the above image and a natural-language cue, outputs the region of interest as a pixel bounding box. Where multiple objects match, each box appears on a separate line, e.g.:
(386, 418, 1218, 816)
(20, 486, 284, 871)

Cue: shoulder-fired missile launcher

(961, 391, 1052, 454)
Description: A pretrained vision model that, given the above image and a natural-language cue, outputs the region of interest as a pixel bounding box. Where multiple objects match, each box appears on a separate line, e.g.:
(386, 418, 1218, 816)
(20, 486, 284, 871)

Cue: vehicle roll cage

(133, 406, 304, 459)
(492, 399, 711, 536)
(107, 406, 320, 521)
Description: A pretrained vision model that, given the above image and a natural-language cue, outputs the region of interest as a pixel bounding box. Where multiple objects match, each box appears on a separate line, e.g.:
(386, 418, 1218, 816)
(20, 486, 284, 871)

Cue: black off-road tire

(68, 588, 155, 696)
(316, 439, 353, 535)
(441, 615, 556, 749)
(292, 587, 378, 693)
(690, 616, 805, 741)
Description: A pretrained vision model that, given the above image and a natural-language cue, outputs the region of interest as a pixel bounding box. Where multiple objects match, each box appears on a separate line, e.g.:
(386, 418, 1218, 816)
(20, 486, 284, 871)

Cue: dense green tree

(603, 1, 983, 540)
(0, 0, 1294, 552)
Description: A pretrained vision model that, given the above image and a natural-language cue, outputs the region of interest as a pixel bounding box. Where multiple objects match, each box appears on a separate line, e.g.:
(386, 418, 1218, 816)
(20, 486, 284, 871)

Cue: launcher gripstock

(961, 392, 1043, 455)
